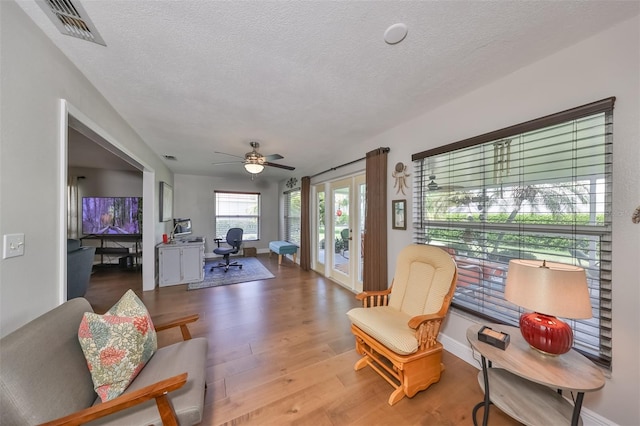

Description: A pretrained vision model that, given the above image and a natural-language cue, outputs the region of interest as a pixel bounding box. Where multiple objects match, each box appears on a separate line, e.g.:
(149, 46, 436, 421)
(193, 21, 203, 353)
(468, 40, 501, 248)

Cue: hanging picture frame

(159, 181, 173, 222)
(392, 199, 406, 230)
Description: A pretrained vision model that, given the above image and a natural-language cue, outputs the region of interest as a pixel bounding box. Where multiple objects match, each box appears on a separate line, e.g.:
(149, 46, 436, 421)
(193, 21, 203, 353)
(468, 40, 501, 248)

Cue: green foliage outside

(427, 227, 585, 258)
(423, 181, 603, 262)
(431, 212, 605, 226)
(426, 212, 602, 255)
(318, 192, 325, 226)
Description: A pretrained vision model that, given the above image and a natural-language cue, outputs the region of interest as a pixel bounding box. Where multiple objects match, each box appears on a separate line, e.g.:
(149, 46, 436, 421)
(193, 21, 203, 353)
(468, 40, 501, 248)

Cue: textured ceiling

(18, 0, 639, 180)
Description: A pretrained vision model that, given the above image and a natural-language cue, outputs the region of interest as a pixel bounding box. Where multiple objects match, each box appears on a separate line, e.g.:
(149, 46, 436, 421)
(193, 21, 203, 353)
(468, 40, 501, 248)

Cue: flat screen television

(173, 218, 192, 237)
(82, 197, 142, 235)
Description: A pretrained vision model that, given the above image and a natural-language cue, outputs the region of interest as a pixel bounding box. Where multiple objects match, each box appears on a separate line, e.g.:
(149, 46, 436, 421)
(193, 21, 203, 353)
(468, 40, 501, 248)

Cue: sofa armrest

(39, 373, 188, 426)
(355, 287, 392, 307)
(154, 314, 199, 340)
(67, 246, 96, 300)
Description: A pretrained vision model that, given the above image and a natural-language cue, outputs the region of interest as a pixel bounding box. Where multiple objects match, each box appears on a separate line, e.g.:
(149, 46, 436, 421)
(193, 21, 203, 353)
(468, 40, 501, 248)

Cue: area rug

(187, 257, 275, 290)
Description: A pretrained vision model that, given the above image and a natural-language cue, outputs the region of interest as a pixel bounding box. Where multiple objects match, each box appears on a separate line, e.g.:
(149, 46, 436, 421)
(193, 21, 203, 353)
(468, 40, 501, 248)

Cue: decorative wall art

(392, 162, 410, 195)
(286, 177, 298, 189)
(392, 199, 406, 230)
(159, 182, 173, 222)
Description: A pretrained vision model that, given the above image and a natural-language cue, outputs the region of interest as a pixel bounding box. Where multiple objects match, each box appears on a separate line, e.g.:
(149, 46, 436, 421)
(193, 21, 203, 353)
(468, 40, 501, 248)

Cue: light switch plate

(3, 233, 25, 259)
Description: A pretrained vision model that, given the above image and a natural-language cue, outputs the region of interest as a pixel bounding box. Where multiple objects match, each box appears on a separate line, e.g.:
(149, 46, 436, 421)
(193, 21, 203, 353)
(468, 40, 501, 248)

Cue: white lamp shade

(504, 259, 592, 319)
(244, 163, 264, 174)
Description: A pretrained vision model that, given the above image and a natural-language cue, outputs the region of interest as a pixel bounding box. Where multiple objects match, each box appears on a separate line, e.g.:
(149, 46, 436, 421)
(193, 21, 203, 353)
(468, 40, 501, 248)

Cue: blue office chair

(211, 228, 243, 272)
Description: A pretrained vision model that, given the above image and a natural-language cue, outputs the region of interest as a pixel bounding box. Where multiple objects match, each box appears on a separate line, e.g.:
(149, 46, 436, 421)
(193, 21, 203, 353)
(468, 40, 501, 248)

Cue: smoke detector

(384, 23, 408, 45)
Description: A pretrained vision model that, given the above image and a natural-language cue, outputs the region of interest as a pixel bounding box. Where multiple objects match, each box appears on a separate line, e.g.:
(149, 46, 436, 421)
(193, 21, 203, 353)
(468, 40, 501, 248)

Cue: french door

(313, 174, 365, 293)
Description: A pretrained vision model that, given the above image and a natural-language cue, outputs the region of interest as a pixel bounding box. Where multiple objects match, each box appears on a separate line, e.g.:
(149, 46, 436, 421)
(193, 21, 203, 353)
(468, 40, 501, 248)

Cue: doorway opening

(59, 100, 156, 301)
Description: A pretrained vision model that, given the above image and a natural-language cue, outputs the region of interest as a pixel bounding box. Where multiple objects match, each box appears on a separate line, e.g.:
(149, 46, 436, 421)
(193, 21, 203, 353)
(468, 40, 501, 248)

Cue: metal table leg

(472, 355, 492, 426)
(571, 392, 585, 426)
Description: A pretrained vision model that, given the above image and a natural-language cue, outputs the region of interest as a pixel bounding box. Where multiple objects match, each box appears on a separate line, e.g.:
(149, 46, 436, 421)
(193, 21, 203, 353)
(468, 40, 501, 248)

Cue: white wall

(71, 168, 143, 201)
(366, 16, 639, 425)
(173, 174, 280, 255)
(0, 2, 173, 336)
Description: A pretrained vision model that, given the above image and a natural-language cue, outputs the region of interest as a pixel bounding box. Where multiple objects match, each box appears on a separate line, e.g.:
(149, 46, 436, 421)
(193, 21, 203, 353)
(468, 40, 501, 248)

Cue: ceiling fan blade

(264, 153, 283, 161)
(213, 151, 244, 159)
(264, 162, 295, 171)
(430, 185, 465, 192)
(212, 160, 243, 166)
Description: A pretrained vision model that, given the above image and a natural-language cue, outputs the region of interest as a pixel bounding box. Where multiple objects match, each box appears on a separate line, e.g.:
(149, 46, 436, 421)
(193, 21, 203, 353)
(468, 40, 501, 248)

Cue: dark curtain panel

(300, 176, 311, 270)
(363, 147, 389, 291)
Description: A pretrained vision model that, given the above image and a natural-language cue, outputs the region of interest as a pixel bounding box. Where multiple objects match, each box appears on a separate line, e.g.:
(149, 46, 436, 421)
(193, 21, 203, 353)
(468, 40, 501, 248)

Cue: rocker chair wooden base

(352, 324, 444, 405)
(347, 244, 458, 406)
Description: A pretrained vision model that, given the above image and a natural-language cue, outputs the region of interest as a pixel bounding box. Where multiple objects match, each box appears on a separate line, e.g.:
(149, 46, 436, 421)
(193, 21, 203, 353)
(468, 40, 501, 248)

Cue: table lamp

(504, 259, 592, 355)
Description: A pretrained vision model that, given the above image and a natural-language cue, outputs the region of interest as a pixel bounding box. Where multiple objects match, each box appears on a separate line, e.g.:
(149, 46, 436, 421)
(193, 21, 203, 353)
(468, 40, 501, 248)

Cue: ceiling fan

(427, 175, 464, 192)
(212, 142, 295, 174)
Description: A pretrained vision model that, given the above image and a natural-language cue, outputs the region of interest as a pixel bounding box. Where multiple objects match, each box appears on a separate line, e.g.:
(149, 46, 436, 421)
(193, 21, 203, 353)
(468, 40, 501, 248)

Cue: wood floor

(84, 255, 519, 426)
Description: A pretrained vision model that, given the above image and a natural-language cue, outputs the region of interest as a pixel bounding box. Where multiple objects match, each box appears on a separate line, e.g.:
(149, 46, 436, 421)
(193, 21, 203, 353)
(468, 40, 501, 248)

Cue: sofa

(0, 297, 208, 425)
(67, 239, 96, 300)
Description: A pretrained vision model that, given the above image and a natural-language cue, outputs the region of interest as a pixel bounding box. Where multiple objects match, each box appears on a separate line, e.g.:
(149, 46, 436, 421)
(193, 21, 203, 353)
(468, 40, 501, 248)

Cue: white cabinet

(158, 238, 205, 287)
(180, 245, 204, 283)
(159, 246, 182, 285)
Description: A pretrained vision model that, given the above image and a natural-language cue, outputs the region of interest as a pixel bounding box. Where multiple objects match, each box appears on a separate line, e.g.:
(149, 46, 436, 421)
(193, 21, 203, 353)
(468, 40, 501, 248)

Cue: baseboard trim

(440, 333, 615, 426)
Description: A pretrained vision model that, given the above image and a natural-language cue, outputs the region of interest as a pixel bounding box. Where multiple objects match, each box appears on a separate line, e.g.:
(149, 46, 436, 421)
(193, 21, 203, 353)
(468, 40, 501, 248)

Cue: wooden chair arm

(355, 288, 392, 307)
(408, 314, 445, 350)
(407, 313, 444, 329)
(154, 314, 199, 340)
(39, 373, 188, 426)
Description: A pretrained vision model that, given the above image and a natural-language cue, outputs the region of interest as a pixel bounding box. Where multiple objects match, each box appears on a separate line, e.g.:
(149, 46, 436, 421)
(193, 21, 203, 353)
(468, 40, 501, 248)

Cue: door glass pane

(312, 174, 365, 291)
(358, 181, 366, 284)
(316, 189, 325, 266)
(333, 186, 350, 278)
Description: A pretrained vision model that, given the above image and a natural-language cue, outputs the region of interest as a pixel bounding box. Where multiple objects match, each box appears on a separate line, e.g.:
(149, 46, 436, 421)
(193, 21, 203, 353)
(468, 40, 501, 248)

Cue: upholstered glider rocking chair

(346, 244, 458, 405)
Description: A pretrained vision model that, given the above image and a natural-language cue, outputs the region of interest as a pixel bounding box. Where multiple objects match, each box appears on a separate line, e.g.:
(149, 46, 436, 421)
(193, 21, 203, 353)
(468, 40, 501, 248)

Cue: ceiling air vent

(37, 0, 106, 46)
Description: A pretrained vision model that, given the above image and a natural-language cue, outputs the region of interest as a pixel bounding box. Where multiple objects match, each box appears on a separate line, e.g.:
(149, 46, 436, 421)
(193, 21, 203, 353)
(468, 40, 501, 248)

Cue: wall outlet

(3, 233, 25, 259)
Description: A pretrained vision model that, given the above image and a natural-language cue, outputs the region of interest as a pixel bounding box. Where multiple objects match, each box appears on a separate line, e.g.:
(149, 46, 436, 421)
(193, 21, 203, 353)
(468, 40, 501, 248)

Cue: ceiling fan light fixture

(212, 141, 293, 174)
(244, 163, 264, 174)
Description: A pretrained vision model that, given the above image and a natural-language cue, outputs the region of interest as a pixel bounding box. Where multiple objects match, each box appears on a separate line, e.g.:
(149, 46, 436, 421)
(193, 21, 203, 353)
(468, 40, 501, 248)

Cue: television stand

(81, 234, 142, 267)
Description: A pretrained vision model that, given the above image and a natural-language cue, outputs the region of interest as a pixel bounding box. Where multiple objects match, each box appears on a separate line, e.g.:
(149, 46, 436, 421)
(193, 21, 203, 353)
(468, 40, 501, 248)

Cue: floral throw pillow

(78, 289, 157, 402)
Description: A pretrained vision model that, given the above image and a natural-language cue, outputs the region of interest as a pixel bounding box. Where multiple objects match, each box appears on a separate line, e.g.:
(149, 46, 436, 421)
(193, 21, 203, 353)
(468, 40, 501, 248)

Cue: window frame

(412, 98, 614, 368)
(284, 189, 301, 246)
(214, 191, 261, 241)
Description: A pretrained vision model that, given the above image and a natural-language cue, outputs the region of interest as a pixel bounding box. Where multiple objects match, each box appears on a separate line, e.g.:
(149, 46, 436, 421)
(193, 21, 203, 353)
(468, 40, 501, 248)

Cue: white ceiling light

(244, 162, 264, 174)
(244, 145, 266, 174)
(384, 23, 408, 45)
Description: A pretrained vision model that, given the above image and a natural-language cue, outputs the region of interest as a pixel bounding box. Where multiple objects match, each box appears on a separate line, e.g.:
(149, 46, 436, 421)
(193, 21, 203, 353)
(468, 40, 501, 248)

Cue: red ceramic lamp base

(519, 312, 573, 356)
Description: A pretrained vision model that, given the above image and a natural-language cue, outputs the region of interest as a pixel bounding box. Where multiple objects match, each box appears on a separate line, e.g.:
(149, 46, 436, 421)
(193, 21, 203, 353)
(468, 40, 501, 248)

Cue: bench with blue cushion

(269, 241, 298, 265)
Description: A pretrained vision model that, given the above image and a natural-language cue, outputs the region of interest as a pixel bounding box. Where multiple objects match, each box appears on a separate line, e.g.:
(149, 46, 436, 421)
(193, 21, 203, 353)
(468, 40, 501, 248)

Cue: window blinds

(284, 189, 301, 245)
(412, 98, 614, 367)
